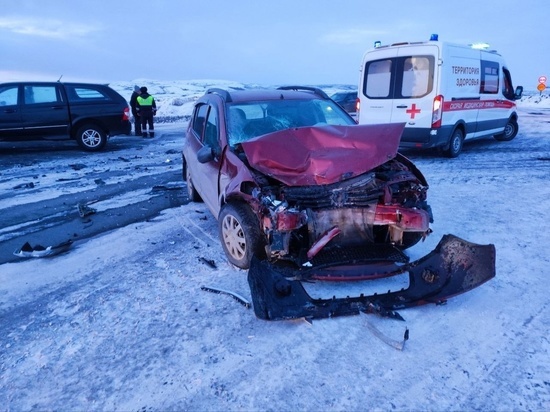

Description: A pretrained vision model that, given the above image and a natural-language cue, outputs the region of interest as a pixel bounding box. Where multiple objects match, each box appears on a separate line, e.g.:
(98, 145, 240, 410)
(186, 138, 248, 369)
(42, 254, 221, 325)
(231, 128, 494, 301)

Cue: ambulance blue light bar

(430, 34, 438, 41)
(374, 40, 382, 48)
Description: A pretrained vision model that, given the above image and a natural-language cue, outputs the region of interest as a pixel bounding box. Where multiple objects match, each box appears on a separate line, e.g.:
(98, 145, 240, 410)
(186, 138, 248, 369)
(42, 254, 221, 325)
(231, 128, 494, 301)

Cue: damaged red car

(183, 86, 432, 269)
(182, 86, 495, 321)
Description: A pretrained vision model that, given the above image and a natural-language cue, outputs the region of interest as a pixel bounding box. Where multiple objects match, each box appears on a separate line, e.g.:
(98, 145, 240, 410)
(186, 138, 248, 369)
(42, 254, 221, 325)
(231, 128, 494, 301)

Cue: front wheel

(218, 203, 264, 269)
(75, 124, 107, 151)
(444, 128, 464, 158)
(494, 118, 518, 141)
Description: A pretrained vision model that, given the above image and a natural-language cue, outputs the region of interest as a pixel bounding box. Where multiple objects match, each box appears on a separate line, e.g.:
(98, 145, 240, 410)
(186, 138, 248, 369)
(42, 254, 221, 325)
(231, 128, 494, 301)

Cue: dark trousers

(141, 113, 154, 136)
(132, 111, 141, 134)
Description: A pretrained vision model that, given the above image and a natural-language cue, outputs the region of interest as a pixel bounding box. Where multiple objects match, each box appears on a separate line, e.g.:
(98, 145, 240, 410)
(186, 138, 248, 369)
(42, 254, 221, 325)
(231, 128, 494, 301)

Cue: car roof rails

(277, 86, 329, 99)
(206, 88, 232, 102)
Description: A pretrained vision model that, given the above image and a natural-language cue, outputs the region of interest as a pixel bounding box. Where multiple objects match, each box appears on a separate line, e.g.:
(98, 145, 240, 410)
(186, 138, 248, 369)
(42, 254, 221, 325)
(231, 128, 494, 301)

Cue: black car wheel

(445, 128, 464, 158)
(76, 124, 107, 151)
(218, 202, 264, 269)
(494, 118, 518, 141)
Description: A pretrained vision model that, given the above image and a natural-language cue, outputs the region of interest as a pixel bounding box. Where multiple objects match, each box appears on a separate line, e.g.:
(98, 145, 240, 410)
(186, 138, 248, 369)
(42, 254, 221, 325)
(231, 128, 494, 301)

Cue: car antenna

(57, 75, 63, 82)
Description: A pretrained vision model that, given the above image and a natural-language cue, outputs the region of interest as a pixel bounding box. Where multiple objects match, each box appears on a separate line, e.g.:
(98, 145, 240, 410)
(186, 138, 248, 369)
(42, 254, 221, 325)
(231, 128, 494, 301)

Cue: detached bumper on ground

(247, 234, 495, 321)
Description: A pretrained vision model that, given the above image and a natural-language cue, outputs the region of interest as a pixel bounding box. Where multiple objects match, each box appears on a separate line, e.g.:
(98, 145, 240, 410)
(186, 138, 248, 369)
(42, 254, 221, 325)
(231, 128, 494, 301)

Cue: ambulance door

(358, 47, 398, 124)
(390, 46, 439, 132)
(475, 58, 509, 137)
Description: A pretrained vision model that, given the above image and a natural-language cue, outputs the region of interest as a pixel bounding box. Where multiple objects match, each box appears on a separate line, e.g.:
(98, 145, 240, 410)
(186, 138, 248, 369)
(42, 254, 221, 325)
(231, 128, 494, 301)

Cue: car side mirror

(197, 145, 215, 163)
(514, 86, 523, 100)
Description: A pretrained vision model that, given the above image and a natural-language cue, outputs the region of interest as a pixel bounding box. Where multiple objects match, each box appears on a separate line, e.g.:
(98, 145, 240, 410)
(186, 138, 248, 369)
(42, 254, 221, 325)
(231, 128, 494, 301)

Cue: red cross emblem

(406, 103, 421, 119)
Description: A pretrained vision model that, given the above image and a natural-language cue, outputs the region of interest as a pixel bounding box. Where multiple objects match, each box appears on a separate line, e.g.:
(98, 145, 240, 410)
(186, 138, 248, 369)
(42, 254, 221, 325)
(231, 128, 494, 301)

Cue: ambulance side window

(480, 61, 499, 94)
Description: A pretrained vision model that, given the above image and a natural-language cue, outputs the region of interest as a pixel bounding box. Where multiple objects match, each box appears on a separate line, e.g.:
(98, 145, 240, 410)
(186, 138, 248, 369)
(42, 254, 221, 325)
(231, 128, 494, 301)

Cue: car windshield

(226, 98, 355, 147)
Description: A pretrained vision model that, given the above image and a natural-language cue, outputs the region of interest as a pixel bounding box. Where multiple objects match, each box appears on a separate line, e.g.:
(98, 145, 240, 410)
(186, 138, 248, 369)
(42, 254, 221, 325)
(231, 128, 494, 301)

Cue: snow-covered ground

(0, 81, 549, 411)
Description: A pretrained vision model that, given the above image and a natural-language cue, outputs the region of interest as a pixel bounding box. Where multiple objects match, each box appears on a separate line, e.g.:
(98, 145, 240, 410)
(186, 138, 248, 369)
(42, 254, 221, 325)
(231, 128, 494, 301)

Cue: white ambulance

(357, 35, 523, 157)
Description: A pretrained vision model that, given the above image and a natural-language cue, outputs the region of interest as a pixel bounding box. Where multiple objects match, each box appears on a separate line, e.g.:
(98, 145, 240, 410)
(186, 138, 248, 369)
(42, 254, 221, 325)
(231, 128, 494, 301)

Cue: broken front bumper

(247, 234, 495, 321)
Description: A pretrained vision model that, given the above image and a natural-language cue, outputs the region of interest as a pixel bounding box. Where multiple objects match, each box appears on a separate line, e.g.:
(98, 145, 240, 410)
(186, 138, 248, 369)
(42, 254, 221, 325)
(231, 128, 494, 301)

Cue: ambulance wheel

(445, 128, 463, 158)
(494, 118, 518, 141)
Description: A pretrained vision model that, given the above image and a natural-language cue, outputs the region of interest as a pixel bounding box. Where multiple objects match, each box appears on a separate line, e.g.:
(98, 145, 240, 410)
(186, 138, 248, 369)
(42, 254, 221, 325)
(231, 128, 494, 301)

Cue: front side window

(481, 60, 499, 94)
(0, 86, 18, 106)
(192, 104, 208, 140)
(204, 106, 219, 153)
(502, 68, 515, 100)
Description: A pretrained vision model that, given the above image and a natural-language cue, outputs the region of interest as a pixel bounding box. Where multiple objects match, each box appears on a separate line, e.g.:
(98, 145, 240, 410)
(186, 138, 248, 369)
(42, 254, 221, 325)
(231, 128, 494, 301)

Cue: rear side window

(480, 60, 499, 94)
(364, 56, 434, 99)
(65, 86, 112, 102)
(23, 85, 60, 104)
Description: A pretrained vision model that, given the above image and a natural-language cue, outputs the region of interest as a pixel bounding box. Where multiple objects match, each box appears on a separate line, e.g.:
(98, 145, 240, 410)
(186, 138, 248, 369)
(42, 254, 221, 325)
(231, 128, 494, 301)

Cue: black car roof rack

(207, 88, 232, 102)
(277, 86, 329, 99)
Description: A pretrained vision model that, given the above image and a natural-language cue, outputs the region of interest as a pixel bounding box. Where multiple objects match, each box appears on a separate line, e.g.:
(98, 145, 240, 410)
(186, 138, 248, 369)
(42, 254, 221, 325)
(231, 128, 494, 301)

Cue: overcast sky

(0, 0, 547, 89)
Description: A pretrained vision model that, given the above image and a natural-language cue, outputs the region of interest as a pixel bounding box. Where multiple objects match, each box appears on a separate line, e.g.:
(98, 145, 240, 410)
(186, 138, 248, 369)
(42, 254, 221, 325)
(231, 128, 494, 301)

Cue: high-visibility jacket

(136, 93, 156, 114)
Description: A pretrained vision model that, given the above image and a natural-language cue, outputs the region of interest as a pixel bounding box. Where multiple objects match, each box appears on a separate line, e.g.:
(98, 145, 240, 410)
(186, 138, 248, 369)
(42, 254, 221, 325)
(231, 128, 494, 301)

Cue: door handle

(396, 105, 407, 108)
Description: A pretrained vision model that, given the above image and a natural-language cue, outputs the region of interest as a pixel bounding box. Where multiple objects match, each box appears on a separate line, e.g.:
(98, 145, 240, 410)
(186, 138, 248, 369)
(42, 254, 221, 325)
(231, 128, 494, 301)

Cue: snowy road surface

(0, 106, 549, 411)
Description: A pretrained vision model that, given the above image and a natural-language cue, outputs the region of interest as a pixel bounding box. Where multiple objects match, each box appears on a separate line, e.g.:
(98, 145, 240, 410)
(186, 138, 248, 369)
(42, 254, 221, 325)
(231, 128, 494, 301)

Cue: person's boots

(142, 132, 148, 138)
(149, 132, 155, 138)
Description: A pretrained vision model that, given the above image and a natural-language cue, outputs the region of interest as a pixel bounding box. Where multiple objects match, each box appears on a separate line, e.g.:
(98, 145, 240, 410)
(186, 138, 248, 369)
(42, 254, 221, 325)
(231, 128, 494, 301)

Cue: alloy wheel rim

(83, 130, 100, 147)
(222, 215, 246, 260)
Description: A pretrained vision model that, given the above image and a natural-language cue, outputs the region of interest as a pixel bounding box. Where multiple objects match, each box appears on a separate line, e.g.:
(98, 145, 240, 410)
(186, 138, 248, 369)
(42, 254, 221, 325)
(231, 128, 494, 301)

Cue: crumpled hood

(240, 123, 405, 186)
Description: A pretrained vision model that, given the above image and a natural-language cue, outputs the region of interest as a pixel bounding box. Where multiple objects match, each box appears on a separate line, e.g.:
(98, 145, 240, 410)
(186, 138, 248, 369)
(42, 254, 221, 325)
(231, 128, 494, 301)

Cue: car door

(0, 84, 22, 138)
(19, 83, 70, 138)
(187, 102, 223, 217)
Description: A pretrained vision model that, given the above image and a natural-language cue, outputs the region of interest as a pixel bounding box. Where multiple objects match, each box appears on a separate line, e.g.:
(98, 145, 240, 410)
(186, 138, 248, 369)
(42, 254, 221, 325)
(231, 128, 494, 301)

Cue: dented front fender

(247, 234, 496, 321)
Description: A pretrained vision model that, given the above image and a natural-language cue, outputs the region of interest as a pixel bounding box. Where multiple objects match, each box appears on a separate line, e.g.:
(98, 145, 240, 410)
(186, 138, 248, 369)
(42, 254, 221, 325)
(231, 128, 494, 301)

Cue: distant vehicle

(331, 91, 358, 115)
(357, 35, 523, 157)
(182, 86, 432, 270)
(0, 82, 131, 151)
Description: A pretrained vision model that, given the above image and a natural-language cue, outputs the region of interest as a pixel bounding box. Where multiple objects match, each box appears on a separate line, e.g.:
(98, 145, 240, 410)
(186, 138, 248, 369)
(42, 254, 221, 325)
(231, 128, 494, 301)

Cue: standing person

(136, 86, 157, 138)
(129, 85, 142, 136)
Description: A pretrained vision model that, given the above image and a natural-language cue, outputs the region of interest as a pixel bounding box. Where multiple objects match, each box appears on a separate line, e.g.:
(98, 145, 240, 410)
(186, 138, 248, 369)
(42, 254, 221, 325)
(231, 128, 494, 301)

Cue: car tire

(76, 124, 107, 151)
(218, 202, 264, 269)
(445, 128, 464, 158)
(494, 118, 518, 141)
(185, 164, 202, 202)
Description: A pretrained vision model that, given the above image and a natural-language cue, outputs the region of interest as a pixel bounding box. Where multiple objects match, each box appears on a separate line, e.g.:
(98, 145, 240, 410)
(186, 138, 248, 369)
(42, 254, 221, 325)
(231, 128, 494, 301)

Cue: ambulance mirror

(514, 86, 523, 100)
